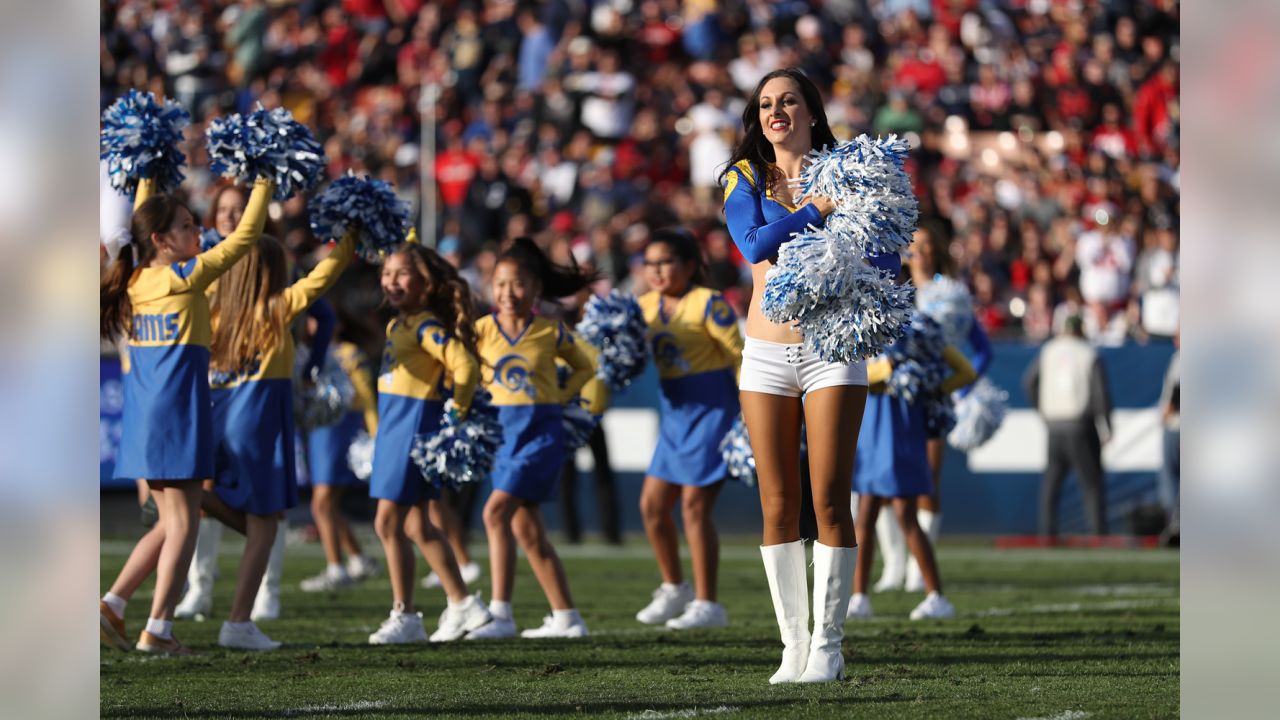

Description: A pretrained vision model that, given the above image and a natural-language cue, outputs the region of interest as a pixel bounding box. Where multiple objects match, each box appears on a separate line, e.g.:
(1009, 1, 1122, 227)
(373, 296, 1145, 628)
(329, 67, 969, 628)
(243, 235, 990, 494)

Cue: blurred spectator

(1023, 315, 1113, 538)
(100, 0, 1177, 348)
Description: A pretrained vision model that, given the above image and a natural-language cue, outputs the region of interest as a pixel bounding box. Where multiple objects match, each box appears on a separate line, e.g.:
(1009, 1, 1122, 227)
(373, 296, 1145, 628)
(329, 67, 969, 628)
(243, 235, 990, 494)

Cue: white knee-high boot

(905, 510, 940, 592)
(760, 541, 810, 684)
(797, 542, 856, 683)
(873, 511, 907, 592)
(251, 524, 286, 621)
(175, 518, 222, 619)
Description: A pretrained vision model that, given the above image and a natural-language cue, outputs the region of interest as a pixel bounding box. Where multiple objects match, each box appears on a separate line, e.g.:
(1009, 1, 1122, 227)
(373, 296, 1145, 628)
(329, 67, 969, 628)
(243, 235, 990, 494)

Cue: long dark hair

(100, 194, 192, 339)
(499, 236, 596, 300)
(647, 227, 707, 287)
(387, 242, 480, 358)
(719, 68, 837, 197)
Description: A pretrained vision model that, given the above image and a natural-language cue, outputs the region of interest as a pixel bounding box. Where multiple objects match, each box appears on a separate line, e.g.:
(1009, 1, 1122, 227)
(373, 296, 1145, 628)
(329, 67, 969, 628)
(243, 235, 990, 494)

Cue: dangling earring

(810, 121, 816, 127)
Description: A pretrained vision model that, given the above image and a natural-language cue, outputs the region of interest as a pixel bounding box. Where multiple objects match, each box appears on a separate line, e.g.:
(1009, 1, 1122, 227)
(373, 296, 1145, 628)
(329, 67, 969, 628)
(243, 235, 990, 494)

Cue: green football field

(100, 536, 1179, 719)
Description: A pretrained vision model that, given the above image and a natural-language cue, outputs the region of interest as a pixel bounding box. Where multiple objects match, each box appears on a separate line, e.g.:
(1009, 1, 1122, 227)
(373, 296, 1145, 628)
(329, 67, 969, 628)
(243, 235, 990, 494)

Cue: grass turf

(100, 537, 1179, 719)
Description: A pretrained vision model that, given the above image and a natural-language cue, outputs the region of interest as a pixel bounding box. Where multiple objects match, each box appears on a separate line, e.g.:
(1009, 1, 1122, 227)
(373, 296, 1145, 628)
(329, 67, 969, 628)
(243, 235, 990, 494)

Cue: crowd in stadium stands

(101, 0, 1179, 346)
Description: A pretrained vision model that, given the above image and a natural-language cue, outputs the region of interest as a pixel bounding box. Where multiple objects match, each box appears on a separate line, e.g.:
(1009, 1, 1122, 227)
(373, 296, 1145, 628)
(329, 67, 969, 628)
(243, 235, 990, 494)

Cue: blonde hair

(209, 235, 290, 374)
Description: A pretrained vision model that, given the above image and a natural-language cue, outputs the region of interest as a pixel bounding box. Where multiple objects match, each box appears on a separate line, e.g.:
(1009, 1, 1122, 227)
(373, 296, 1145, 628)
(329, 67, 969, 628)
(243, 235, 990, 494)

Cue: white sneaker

(218, 621, 281, 651)
(665, 600, 728, 630)
(520, 612, 589, 639)
(250, 590, 280, 622)
(635, 582, 693, 625)
(909, 593, 955, 620)
(846, 593, 874, 620)
(368, 611, 427, 644)
(346, 555, 381, 581)
(430, 595, 494, 642)
(420, 562, 482, 589)
(174, 587, 212, 621)
(300, 566, 354, 593)
(464, 615, 516, 640)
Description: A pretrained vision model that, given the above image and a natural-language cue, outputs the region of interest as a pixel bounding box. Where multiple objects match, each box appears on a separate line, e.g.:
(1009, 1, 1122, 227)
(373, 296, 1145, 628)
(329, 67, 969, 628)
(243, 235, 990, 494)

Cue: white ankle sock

(661, 582, 683, 591)
(552, 608, 581, 624)
(489, 600, 513, 619)
(102, 592, 127, 616)
(144, 618, 172, 639)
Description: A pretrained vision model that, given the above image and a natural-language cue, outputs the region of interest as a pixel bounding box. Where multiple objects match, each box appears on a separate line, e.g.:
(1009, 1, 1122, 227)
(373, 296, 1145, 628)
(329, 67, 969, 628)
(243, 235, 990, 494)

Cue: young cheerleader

(848, 337, 975, 621)
(465, 237, 594, 640)
(300, 324, 382, 592)
(874, 225, 993, 593)
(366, 242, 492, 644)
(199, 228, 355, 648)
(633, 229, 743, 630)
(99, 176, 274, 654)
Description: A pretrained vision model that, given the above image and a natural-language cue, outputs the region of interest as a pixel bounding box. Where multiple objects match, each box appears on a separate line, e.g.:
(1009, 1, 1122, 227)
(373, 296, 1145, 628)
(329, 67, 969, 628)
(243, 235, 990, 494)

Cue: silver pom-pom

(761, 134, 919, 363)
(411, 390, 502, 488)
(719, 416, 756, 487)
(917, 274, 975, 348)
(293, 347, 355, 431)
(347, 430, 374, 482)
(947, 377, 1009, 451)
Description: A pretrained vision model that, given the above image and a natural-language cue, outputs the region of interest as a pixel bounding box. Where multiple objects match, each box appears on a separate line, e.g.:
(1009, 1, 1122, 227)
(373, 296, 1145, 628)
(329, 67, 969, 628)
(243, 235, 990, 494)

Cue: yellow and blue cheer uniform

(639, 286, 744, 486)
(210, 232, 354, 516)
(307, 340, 378, 487)
(476, 314, 592, 503)
(371, 310, 479, 505)
(854, 347, 976, 499)
(113, 178, 273, 482)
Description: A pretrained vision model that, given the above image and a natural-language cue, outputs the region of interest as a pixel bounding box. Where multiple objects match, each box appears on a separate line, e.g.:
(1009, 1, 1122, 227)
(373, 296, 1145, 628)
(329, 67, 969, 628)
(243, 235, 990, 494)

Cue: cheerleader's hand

(801, 194, 836, 217)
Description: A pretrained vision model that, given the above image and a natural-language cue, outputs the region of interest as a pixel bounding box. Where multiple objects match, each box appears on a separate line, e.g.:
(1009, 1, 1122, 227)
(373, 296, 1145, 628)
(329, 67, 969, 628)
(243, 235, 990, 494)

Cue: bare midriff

(745, 260, 803, 344)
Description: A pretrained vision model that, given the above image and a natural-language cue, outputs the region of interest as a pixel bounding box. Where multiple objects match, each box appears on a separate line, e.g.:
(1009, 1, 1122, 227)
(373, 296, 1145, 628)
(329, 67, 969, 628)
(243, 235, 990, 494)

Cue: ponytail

(500, 236, 596, 300)
(647, 227, 708, 286)
(100, 194, 189, 339)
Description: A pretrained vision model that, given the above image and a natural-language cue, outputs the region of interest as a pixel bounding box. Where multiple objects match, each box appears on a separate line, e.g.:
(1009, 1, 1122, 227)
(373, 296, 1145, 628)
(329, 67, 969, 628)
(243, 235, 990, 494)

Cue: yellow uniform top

(867, 346, 977, 395)
(378, 310, 480, 414)
(126, 178, 274, 351)
(638, 286, 744, 380)
(476, 314, 593, 406)
(210, 232, 355, 388)
(562, 342, 610, 416)
(333, 340, 379, 435)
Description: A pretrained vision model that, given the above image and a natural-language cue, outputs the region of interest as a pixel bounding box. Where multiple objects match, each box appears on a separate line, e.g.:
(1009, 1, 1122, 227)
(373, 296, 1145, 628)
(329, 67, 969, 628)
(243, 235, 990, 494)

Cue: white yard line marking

(624, 706, 739, 720)
(280, 700, 387, 717)
(971, 599, 1176, 617)
(1016, 711, 1092, 720)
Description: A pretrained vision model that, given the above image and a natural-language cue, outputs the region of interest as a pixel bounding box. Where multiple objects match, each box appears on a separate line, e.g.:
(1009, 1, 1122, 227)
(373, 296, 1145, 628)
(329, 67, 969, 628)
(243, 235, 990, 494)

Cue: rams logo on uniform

(650, 332, 689, 373)
(418, 320, 449, 347)
(494, 354, 536, 399)
(707, 295, 736, 328)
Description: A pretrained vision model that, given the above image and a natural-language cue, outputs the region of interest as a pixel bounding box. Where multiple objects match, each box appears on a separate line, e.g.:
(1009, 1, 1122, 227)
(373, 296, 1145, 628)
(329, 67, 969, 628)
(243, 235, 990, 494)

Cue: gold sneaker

(136, 630, 197, 656)
(99, 601, 130, 652)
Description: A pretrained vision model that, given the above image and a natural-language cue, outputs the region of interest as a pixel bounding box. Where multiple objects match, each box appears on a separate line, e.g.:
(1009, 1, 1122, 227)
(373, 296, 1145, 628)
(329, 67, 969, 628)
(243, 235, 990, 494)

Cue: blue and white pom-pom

(206, 105, 325, 200)
(789, 134, 918, 257)
(309, 173, 411, 263)
(293, 347, 356, 431)
(883, 311, 956, 436)
(761, 135, 919, 363)
(100, 89, 191, 196)
(576, 291, 648, 391)
(948, 377, 1008, 451)
(719, 416, 756, 487)
(917, 274, 975, 348)
(347, 430, 375, 482)
(562, 402, 599, 451)
(200, 227, 222, 252)
(412, 390, 502, 488)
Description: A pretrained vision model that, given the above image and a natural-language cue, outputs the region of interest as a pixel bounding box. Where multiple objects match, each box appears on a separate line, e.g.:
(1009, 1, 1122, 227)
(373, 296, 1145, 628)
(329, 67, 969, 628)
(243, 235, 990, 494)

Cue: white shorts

(738, 337, 868, 398)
